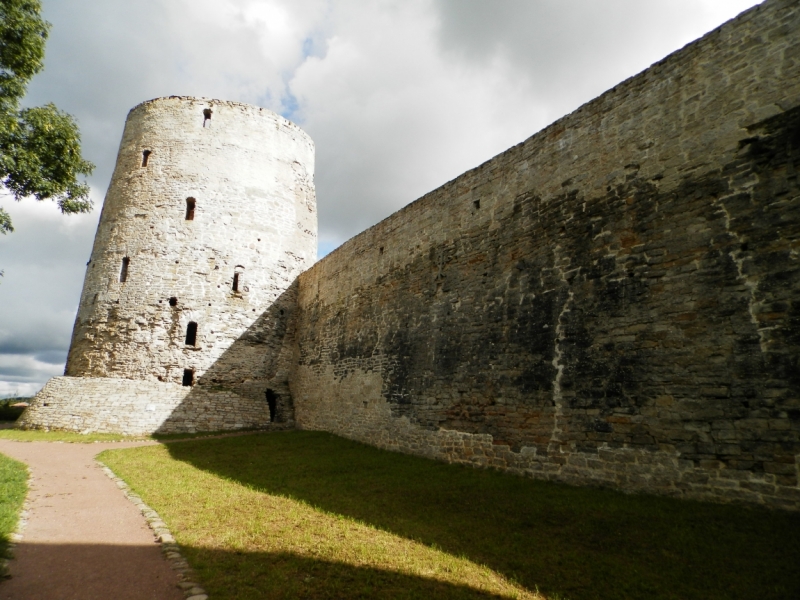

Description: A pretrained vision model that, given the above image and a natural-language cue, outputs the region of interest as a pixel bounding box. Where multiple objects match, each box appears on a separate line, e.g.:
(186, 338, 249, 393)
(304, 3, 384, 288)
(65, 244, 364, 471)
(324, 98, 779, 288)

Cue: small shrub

(0, 399, 30, 422)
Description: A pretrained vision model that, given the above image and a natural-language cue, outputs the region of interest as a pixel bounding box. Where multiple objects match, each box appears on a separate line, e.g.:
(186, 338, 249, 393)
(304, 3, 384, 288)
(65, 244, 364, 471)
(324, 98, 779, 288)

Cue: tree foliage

(0, 0, 94, 234)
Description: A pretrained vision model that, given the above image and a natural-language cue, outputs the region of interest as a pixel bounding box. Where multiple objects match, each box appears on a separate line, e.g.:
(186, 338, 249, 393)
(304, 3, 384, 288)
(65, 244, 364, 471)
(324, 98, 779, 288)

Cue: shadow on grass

(165, 431, 800, 600)
(0, 542, 505, 600)
(185, 548, 512, 599)
(0, 543, 182, 599)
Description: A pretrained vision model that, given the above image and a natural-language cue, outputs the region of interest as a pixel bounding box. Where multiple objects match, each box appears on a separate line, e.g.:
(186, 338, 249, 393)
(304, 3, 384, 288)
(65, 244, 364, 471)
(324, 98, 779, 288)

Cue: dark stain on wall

(296, 102, 800, 486)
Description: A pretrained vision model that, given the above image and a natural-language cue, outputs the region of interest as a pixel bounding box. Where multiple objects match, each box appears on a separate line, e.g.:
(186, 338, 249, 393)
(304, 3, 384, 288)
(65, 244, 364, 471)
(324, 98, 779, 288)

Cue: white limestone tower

(20, 96, 316, 434)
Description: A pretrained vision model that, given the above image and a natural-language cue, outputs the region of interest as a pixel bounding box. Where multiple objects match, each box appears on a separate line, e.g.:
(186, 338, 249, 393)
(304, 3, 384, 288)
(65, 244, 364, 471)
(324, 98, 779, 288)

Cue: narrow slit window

(266, 389, 277, 422)
(185, 198, 196, 221)
(119, 257, 130, 283)
(203, 108, 212, 127)
(142, 150, 151, 167)
(185, 321, 198, 346)
(232, 272, 240, 292)
(182, 369, 194, 387)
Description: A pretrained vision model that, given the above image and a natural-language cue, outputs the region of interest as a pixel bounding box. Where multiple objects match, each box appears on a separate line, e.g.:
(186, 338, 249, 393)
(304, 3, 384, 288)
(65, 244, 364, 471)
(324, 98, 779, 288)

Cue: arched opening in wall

(185, 321, 197, 346)
(266, 389, 277, 422)
(142, 150, 151, 167)
(185, 198, 196, 221)
(203, 108, 212, 127)
(119, 257, 130, 283)
(182, 369, 194, 387)
(169, 297, 178, 307)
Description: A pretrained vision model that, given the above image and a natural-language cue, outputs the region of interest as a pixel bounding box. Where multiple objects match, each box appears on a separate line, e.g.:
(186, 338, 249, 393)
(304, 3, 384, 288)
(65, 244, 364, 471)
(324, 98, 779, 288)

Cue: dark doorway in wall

(142, 150, 151, 167)
(266, 389, 277, 422)
(232, 272, 240, 292)
(119, 257, 130, 283)
(182, 369, 194, 387)
(185, 321, 198, 346)
(185, 198, 196, 220)
(169, 297, 178, 307)
(203, 108, 212, 127)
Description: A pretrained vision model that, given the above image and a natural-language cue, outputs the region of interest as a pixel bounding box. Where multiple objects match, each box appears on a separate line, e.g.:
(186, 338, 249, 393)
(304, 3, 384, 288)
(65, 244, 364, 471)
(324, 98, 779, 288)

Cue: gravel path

(0, 440, 185, 600)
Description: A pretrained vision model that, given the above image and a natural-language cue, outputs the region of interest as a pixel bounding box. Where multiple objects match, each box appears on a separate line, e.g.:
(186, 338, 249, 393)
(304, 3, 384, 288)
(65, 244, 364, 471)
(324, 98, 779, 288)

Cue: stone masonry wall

(22, 97, 315, 434)
(18, 376, 290, 435)
(291, 0, 800, 509)
(66, 97, 315, 406)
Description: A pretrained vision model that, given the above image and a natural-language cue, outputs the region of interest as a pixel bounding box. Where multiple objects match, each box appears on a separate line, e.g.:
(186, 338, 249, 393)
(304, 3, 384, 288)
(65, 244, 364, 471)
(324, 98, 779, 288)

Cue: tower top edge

(127, 96, 313, 143)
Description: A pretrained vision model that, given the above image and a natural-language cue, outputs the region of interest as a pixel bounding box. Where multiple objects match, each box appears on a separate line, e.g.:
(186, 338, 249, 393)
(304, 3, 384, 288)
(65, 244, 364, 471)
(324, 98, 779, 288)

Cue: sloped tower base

(18, 376, 293, 436)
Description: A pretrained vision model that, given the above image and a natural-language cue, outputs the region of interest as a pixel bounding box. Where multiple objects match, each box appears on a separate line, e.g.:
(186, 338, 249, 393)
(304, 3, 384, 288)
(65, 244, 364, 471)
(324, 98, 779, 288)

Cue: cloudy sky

(0, 0, 761, 397)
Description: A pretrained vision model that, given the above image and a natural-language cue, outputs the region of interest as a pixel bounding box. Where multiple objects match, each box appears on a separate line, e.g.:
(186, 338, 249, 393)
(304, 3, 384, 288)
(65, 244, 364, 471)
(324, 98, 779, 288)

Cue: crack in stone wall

(713, 192, 768, 352)
(547, 246, 574, 455)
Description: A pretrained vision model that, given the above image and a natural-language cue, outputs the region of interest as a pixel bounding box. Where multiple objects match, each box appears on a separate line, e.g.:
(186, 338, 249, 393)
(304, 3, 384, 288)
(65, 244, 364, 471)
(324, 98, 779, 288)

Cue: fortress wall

(292, 0, 800, 508)
(18, 376, 285, 435)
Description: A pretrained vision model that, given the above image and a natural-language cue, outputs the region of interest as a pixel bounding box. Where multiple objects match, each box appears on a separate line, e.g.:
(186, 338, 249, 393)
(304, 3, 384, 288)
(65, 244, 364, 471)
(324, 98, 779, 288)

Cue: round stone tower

(21, 96, 316, 434)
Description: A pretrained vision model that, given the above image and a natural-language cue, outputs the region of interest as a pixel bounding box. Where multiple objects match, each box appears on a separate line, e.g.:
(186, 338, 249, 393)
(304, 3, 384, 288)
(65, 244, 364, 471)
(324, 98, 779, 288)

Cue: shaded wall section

(19, 284, 300, 435)
(291, 0, 800, 509)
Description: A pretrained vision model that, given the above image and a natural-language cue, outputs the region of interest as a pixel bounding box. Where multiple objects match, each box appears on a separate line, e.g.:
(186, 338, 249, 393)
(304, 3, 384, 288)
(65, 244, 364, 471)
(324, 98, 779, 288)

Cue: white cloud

(291, 1, 548, 245)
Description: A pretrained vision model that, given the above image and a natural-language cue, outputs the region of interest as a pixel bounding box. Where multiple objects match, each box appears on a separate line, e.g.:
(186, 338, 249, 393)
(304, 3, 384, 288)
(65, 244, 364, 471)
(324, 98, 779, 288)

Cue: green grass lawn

(99, 431, 800, 600)
(0, 453, 27, 561)
(0, 428, 259, 444)
(0, 429, 146, 443)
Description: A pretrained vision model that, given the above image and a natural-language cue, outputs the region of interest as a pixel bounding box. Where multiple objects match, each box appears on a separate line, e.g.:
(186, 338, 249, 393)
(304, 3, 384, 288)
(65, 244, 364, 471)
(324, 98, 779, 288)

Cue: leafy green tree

(0, 0, 94, 235)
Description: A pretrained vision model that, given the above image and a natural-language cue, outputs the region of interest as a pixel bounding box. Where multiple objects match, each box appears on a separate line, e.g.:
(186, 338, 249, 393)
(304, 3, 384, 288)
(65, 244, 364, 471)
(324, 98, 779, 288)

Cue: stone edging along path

(98, 463, 209, 600)
(0, 431, 272, 600)
(94, 431, 274, 599)
(96, 431, 276, 599)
